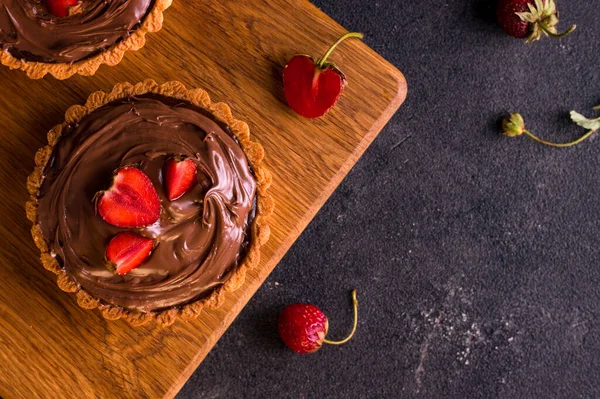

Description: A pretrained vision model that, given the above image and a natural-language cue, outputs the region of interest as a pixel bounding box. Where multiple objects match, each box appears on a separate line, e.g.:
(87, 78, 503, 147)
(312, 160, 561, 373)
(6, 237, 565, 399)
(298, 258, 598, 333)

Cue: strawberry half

(282, 32, 363, 119)
(46, 0, 79, 18)
(96, 166, 160, 228)
(105, 232, 154, 275)
(164, 157, 197, 201)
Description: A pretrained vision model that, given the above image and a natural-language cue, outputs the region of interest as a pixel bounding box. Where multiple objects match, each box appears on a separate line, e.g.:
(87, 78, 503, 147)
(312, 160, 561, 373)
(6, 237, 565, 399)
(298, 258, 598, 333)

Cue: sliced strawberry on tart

(164, 157, 197, 201)
(96, 166, 161, 228)
(105, 232, 155, 276)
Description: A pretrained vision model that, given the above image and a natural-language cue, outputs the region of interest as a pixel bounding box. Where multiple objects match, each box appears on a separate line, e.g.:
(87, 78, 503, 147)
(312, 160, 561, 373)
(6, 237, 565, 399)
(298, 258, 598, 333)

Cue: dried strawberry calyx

(316, 32, 364, 72)
(501, 113, 526, 137)
(515, 0, 576, 43)
(502, 107, 600, 147)
(323, 289, 358, 345)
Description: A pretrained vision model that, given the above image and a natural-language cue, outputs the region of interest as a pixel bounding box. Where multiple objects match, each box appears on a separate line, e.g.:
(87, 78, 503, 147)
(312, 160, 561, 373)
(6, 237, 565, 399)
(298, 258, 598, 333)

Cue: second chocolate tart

(0, 0, 172, 79)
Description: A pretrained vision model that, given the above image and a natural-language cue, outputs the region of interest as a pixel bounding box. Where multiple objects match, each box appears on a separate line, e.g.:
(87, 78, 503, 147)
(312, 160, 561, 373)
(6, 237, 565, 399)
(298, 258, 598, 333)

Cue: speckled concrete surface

(178, 1, 600, 397)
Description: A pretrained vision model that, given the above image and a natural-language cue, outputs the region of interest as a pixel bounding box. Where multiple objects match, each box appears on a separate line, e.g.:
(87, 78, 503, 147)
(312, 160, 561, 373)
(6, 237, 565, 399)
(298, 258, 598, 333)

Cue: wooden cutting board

(0, 1, 406, 398)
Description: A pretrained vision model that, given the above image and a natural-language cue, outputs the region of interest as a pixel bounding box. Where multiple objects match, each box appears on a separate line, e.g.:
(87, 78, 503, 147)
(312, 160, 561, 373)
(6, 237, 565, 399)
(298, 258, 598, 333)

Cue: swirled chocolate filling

(0, 0, 154, 63)
(36, 95, 257, 312)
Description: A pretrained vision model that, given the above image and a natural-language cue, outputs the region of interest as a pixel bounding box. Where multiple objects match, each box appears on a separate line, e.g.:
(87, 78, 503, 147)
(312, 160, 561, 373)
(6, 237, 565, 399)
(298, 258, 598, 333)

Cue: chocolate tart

(26, 80, 273, 326)
(0, 0, 172, 79)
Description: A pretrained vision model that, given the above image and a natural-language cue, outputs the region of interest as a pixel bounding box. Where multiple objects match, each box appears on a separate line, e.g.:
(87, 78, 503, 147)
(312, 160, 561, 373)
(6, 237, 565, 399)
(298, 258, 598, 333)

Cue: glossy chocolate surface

(37, 95, 257, 312)
(0, 0, 153, 63)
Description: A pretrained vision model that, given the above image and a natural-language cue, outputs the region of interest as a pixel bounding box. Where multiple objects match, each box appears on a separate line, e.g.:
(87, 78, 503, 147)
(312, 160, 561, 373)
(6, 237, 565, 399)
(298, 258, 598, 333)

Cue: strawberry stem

(522, 129, 596, 147)
(317, 32, 364, 68)
(323, 289, 358, 345)
(539, 21, 576, 38)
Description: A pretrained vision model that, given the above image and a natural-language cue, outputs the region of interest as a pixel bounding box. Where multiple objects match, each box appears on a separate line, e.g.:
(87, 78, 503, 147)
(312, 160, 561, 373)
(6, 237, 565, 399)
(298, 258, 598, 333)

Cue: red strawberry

(46, 0, 79, 18)
(278, 304, 329, 353)
(96, 166, 160, 228)
(164, 157, 197, 201)
(497, 0, 575, 42)
(105, 232, 154, 275)
(278, 290, 358, 354)
(282, 32, 363, 118)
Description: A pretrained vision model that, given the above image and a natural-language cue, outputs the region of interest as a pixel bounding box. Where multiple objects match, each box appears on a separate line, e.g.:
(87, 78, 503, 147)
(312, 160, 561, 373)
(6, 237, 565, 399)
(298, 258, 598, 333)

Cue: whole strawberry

(278, 290, 358, 354)
(497, 0, 575, 42)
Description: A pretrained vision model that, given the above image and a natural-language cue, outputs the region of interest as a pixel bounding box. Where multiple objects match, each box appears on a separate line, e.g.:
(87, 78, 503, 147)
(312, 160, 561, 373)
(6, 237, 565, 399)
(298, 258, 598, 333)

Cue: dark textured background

(178, 0, 600, 397)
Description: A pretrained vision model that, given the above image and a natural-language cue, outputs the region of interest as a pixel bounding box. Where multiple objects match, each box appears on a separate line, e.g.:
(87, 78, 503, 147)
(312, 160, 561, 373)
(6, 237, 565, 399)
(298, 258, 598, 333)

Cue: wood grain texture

(0, 1, 406, 398)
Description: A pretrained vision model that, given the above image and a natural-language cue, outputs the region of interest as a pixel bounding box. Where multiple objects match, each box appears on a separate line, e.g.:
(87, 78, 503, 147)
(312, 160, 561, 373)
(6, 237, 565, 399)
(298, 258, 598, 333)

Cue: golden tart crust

(26, 80, 274, 326)
(0, 0, 172, 80)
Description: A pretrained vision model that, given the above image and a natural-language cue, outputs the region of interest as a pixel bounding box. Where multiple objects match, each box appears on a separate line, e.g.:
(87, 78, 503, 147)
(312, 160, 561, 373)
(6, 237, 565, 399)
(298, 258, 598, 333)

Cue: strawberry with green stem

(283, 32, 363, 118)
(502, 106, 600, 147)
(278, 289, 358, 354)
(497, 0, 576, 43)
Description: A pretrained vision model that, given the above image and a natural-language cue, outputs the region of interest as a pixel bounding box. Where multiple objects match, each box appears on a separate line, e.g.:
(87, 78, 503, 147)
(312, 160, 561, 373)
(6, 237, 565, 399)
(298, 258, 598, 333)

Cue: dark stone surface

(178, 1, 600, 397)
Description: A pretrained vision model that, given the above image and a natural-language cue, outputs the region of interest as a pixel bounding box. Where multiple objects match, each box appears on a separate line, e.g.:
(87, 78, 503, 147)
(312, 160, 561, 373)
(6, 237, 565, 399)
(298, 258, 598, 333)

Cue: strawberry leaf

(534, 0, 545, 16)
(516, 11, 537, 23)
(570, 111, 600, 131)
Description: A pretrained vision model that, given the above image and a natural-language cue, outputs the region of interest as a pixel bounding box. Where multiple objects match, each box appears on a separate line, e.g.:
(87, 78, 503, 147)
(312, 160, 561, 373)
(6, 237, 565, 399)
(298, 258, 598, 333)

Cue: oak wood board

(0, 0, 406, 397)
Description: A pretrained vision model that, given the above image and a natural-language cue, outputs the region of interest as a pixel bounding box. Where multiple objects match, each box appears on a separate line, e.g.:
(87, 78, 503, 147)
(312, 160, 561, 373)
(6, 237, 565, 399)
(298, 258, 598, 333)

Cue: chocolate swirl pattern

(0, 0, 154, 63)
(36, 95, 257, 312)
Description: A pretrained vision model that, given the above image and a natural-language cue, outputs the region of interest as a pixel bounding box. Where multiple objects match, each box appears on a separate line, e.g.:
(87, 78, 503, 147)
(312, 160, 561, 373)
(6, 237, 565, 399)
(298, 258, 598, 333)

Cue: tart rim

(0, 0, 173, 80)
(26, 80, 274, 327)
